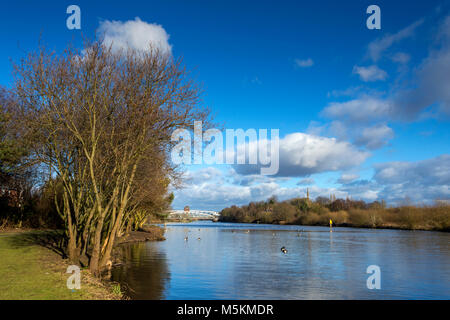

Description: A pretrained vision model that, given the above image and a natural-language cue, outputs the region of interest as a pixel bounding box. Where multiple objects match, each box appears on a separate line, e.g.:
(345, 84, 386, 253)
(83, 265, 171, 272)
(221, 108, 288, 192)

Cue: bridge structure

(167, 209, 220, 220)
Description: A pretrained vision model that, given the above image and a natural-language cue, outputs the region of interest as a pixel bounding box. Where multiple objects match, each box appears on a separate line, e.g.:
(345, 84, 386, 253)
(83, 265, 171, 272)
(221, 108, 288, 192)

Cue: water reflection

(112, 221, 450, 300)
(111, 242, 170, 299)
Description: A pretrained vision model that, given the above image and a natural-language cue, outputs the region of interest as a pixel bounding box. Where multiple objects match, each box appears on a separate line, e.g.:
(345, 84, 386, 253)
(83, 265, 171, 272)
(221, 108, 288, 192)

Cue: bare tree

(13, 42, 209, 274)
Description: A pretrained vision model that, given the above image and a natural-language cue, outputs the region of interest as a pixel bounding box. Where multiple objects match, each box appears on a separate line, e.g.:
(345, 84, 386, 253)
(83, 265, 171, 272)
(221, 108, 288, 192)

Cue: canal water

(111, 221, 450, 299)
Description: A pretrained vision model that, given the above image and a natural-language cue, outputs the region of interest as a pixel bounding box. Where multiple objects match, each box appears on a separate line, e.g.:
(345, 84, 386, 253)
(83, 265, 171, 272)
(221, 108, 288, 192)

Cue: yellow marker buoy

(329, 219, 333, 232)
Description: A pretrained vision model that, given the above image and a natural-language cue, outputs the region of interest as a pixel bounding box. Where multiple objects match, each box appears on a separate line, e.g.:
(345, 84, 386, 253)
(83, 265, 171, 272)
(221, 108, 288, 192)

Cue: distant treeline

(219, 196, 450, 232)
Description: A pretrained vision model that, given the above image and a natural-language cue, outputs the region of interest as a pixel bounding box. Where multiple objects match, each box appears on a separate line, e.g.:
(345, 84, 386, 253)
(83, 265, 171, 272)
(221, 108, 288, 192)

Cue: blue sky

(1, 0, 449, 210)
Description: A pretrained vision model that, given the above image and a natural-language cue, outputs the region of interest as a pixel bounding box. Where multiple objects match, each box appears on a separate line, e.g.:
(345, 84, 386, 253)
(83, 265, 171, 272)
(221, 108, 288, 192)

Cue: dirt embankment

(116, 225, 166, 244)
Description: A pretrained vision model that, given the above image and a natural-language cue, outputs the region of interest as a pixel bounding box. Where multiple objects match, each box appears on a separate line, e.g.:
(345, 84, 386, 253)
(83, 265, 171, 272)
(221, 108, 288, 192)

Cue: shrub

(272, 202, 297, 223)
(219, 196, 450, 231)
(328, 210, 349, 225)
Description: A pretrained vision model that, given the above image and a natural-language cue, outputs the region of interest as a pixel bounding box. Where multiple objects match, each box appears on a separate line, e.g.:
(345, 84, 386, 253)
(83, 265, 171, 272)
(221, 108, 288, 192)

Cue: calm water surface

(111, 221, 450, 299)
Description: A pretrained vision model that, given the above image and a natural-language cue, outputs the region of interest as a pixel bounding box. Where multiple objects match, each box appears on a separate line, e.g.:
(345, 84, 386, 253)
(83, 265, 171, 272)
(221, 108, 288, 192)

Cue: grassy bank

(220, 198, 450, 232)
(0, 231, 122, 300)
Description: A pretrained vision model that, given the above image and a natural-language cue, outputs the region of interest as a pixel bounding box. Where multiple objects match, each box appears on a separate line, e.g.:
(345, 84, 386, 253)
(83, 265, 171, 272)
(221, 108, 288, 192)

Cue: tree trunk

(67, 235, 80, 264)
(89, 213, 105, 275)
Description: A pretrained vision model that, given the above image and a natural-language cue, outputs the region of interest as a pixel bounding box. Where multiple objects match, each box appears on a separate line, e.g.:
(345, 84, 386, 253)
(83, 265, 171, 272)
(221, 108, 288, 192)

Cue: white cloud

(340, 180, 381, 201)
(353, 65, 388, 82)
(306, 121, 326, 136)
(173, 176, 348, 211)
(295, 58, 314, 68)
(354, 124, 394, 150)
(97, 17, 172, 55)
(322, 97, 392, 123)
(367, 18, 424, 61)
(182, 167, 223, 185)
(306, 120, 394, 151)
(307, 120, 393, 151)
(387, 15, 450, 119)
(374, 154, 450, 186)
(337, 173, 360, 184)
(396, 49, 450, 117)
(327, 16, 450, 122)
(325, 34, 450, 122)
(328, 120, 348, 140)
(234, 132, 370, 177)
(172, 155, 450, 210)
(341, 154, 450, 204)
(374, 154, 450, 203)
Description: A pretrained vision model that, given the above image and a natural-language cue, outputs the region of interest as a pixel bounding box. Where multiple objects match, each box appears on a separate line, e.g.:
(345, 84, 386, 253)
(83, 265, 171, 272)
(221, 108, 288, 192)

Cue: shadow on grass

(4, 230, 68, 259)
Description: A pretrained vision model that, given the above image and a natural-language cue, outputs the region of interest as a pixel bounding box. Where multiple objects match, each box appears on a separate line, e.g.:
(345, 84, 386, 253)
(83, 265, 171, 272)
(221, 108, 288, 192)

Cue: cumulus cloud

(353, 65, 388, 82)
(306, 119, 394, 151)
(340, 155, 450, 204)
(372, 154, 450, 203)
(339, 180, 380, 201)
(225, 168, 289, 186)
(172, 154, 449, 209)
(367, 18, 424, 61)
(172, 182, 258, 210)
(173, 177, 348, 211)
(232, 174, 266, 186)
(234, 132, 370, 177)
(337, 173, 360, 184)
(328, 120, 349, 140)
(182, 167, 223, 185)
(172, 170, 304, 210)
(374, 154, 450, 186)
(354, 124, 394, 150)
(392, 31, 450, 118)
(322, 97, 392, 123)
(97, 17, 172, 55)
(295, 58, 314, 68)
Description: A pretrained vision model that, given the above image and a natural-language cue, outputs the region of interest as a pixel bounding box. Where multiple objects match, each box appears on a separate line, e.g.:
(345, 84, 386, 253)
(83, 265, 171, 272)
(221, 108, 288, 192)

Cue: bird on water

(281, 246, 288, 254)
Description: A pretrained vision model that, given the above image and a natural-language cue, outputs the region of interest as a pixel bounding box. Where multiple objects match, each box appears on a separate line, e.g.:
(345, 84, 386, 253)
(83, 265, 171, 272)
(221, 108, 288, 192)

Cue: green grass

(111, 283, 122, 296)
(0, 231, 118, 300)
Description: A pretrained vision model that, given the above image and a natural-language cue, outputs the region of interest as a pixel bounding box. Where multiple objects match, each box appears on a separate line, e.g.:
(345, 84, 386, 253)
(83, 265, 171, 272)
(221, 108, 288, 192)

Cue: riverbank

(0, 225, 166, 299)
(219, 219, 450, 232)
(116, 225, 166, 244)
(0, 226, 164, 300)
(0, 230, 124, 299)
(220, 203, 450, 232)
